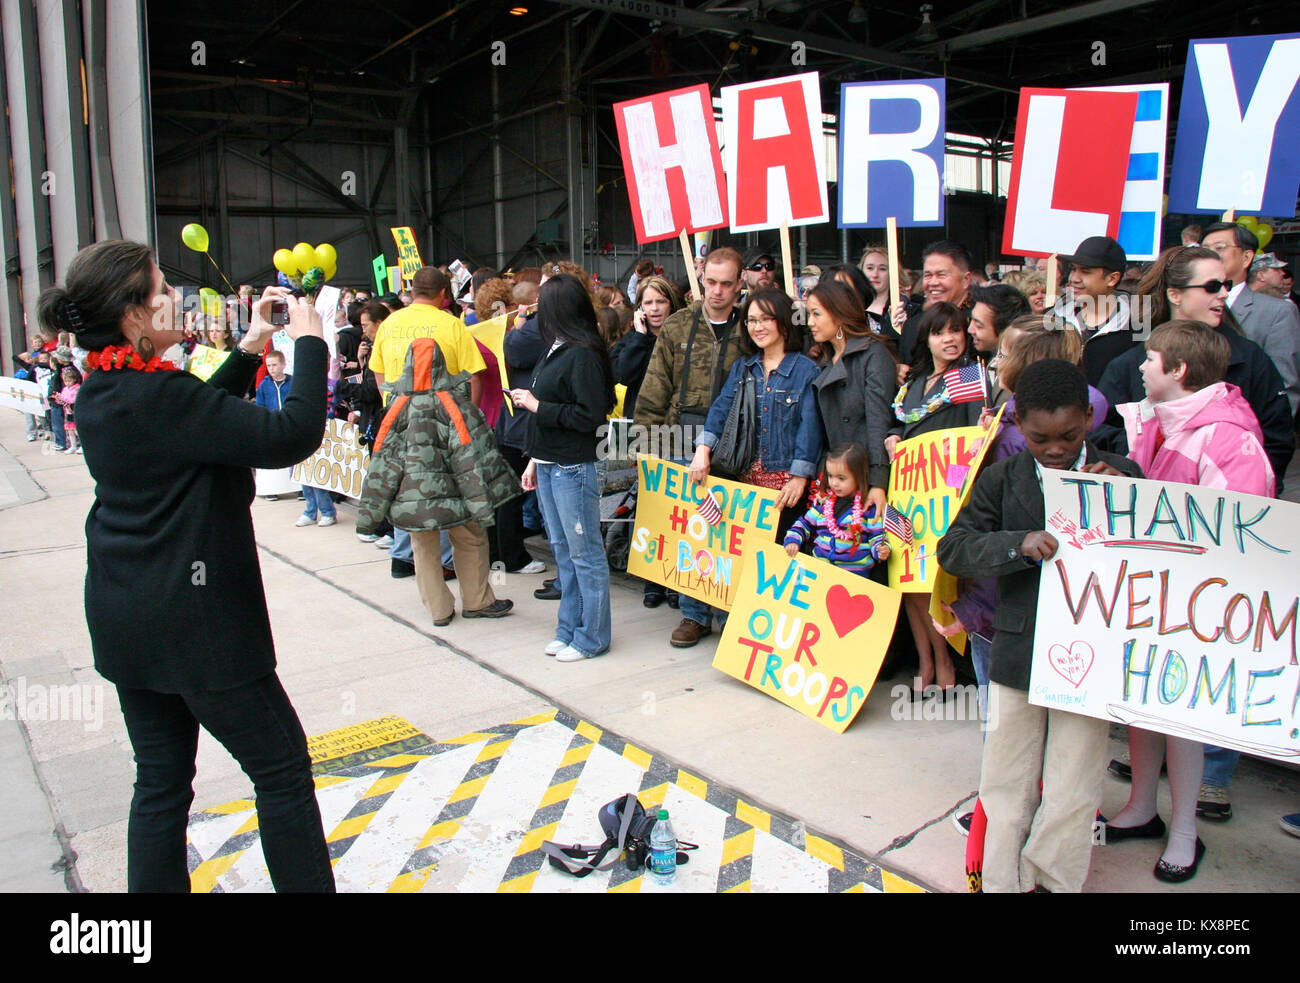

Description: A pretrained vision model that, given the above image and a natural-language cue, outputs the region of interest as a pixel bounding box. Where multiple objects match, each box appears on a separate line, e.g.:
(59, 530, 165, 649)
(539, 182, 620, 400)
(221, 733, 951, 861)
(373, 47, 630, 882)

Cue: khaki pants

(979, 681, 1110, 893)
(409, 523, 495, 621)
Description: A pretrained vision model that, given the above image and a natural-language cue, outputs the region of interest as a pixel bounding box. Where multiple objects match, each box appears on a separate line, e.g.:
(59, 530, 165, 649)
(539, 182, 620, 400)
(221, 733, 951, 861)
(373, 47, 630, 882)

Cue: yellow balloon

(1256, 224, 1274, 250)
(181, 223, 209, 252)
(1237, 216, 1259, 233)
(273, 248, 298, 276)
(323, 261, 337, 282)
(199, 287, 221, 317)
(314, 243, 338, 269)
(292, 242, 320, 274)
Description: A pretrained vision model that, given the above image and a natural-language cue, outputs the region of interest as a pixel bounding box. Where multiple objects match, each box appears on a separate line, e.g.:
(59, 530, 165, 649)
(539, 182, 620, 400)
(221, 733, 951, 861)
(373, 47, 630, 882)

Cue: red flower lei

(86, 345, 178, 373)
(824, 492, 866, 545)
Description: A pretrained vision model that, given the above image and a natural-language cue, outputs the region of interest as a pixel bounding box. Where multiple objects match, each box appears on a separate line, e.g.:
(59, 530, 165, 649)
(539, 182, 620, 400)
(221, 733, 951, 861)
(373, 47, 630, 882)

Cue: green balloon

(181, 223, 209, 252)
(301, 266, 324, 292)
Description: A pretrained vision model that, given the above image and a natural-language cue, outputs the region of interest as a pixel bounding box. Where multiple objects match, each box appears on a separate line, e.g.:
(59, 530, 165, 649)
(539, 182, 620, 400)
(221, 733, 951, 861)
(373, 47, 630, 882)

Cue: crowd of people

(28, 222, 1300, 892)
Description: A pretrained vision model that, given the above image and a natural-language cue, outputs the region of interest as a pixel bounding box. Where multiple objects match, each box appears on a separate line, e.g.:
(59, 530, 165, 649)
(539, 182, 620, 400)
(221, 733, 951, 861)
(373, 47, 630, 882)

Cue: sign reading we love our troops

(629, 456, 780, 610)
(1030, 470, 1299, 763)
(713, 539, 902, 733)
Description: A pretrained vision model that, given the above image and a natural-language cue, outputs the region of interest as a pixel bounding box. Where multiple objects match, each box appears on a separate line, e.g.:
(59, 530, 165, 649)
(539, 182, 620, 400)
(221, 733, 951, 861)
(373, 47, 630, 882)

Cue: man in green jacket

(632, 246, 745, 648)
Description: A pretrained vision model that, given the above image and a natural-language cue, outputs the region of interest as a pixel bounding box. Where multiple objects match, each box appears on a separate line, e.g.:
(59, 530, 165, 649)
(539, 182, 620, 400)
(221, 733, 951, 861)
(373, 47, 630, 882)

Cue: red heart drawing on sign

(826, 584, 874, 638)
(1048, 641, 1095, 688)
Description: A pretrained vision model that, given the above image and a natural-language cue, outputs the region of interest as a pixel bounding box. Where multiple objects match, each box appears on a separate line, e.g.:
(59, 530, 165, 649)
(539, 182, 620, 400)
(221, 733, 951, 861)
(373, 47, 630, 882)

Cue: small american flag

(697, 493, 723, 526)
(943, 363, 987, 405)
(884, 505, 914, 547)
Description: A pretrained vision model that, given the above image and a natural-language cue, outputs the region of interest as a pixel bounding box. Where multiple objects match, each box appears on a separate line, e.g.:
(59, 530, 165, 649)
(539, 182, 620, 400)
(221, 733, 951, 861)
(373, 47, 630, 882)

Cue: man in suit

(1201, 222, 1300, 418)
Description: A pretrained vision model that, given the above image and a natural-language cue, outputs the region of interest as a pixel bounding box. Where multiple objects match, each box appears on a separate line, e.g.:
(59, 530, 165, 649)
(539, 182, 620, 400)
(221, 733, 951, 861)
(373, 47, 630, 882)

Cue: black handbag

(710, 369, 757, 479)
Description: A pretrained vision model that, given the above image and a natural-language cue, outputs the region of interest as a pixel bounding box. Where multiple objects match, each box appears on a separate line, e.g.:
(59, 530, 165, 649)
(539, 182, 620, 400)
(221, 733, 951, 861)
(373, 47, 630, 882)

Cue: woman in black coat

(805, 279, 897, 517)
(39, 240, 334, 892)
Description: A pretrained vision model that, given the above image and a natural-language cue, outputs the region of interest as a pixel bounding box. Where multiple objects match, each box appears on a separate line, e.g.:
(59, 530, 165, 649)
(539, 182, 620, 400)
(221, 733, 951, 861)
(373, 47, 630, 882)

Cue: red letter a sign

(613, 84, 728, 244)
(722, 73, 829, 233)
(1002, 88, 1138, 258)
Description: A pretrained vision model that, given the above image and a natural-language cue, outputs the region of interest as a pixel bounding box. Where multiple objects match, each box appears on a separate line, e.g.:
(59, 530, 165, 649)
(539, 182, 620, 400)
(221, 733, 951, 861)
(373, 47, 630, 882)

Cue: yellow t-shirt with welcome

(369, 302, 486, 403)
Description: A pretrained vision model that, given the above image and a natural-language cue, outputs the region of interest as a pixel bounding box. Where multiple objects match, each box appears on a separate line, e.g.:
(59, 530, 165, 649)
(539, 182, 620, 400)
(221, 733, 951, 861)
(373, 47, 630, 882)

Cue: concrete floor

(2, 409, 1297, 893)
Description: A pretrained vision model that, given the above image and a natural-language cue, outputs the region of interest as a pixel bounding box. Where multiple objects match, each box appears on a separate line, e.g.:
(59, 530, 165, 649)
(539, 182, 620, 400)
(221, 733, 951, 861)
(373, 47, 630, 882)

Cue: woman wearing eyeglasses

(687, 288, 823, 539)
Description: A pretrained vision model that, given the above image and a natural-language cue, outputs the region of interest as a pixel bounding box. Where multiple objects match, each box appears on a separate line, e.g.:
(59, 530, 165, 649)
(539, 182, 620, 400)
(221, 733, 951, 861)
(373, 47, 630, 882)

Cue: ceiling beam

(923, 0, 1163, 54)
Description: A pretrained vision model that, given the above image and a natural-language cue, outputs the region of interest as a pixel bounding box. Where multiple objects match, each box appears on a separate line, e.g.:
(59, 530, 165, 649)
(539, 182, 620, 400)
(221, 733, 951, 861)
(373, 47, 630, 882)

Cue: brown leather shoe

(670, 618, 712, 648)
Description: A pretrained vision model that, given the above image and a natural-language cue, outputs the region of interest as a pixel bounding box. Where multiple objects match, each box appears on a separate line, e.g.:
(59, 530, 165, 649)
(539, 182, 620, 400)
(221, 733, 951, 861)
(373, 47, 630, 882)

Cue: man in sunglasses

(1202, 221, 1300, 418)
(1055, 236, 1139, 387)
(742, 248, 778, 295)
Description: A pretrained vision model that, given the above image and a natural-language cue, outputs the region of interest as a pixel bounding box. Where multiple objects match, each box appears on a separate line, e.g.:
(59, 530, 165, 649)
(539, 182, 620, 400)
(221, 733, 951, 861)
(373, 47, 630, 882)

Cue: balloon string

(204, 252, 238, 294)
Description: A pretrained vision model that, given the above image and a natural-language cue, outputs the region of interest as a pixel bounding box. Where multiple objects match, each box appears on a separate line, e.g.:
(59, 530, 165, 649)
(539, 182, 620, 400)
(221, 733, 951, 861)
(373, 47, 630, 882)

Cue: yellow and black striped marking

(187, 710, 925, 893)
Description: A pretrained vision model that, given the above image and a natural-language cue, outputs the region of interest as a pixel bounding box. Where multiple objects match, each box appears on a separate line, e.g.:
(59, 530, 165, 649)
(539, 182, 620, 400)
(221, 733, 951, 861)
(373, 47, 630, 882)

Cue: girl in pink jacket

(1106, 319, 1273, 884)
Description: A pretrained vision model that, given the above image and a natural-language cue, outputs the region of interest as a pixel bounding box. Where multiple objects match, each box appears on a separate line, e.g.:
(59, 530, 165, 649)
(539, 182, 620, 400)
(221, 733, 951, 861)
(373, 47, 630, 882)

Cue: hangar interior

(2, 0, 1294, 368)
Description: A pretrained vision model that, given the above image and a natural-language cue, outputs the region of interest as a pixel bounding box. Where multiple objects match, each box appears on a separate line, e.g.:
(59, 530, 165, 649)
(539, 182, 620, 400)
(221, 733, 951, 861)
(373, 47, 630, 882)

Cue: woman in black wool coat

(39, 240, 334, 892)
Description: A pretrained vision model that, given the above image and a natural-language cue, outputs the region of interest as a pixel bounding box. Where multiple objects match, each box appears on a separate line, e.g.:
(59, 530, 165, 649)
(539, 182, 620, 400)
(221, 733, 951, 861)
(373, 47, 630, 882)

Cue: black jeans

(117, 674, 335, 893)
(489, 443, 534, 571)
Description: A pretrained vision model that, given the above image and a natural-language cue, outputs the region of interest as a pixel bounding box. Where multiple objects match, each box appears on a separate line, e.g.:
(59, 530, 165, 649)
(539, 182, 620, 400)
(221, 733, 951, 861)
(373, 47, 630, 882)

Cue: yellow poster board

(713, 539, 902, 733)
(291, 418, 371, 498)
(885, 409, 1003, 592)
(187, 345, 232, 382)
(629, 456, 780, 610)
(468, 312, 514, 415)
(390, 227, 424, 280)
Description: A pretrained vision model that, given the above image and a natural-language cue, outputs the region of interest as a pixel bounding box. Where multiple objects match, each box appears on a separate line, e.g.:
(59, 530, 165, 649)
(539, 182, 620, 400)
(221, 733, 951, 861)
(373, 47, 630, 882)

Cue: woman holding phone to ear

(40, 240, 335, 893)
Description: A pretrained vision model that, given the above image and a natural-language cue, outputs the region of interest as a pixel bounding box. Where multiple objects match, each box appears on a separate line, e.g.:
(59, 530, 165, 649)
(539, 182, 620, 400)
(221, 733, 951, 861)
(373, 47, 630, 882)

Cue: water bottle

(647, 809, 677, 886)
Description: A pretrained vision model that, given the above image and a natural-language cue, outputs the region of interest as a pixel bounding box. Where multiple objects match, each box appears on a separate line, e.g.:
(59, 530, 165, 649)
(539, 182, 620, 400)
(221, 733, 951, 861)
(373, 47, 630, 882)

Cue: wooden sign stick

(679, 229, 700, 301)
(886, 217, 902, 327)
(1221, 209, 1235, 222)
(780, 221, 796, 297)
(1045, 254, 1059, 307)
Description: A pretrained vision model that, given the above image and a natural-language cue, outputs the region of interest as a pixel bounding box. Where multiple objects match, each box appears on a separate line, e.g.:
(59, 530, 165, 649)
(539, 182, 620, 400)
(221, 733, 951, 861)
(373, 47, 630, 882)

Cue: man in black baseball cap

(742, 247, 778, 293)
(1055, 235, 1137, 386)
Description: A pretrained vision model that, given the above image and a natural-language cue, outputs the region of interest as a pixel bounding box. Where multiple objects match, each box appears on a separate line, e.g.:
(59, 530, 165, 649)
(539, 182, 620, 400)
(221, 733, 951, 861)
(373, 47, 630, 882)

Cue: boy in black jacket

(938, 359, 1143, 892)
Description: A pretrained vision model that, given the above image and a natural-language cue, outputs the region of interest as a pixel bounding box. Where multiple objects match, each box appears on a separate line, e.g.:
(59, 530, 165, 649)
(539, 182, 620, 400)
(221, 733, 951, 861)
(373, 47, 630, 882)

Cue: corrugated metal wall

(0, 0, 153, 373)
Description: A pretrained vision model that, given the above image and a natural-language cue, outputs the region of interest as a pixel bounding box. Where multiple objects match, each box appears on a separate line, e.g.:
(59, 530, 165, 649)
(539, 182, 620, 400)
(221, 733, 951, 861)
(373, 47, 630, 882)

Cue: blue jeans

(971, 632, 992, 730)
(536, 461, 611, 657)
(300, 485, 336, 519)
(49, 404, 67, 449)
(1202, 745, 1240, 788)
(390, 527, 413, 562)
(116, 675, 334, 893)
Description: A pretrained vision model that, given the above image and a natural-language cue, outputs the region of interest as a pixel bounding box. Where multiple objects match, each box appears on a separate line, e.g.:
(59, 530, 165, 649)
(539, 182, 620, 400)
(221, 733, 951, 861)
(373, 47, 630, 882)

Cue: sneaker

(1280, 813, 1300, 838)
(357, 533, 379, 543)
(317, 515, 337, 527)
(515, 559, 547, 575)
(295, 514, 316, 527)
(433, 612, 454, 627)
(670, 618, 712, 648)
(75, 447, 83, 454)
(265, 495, 280, 502)
(555, 645, 589, 662)
(373, 534, 394, 549)
(544, 639, 568, 657)
(1196, 783, 1232, 821)
(63, 446, 77, 454)
(26, 434, 36, 442)
(463, 599, 514, 619)
(952, 811, 973, 837)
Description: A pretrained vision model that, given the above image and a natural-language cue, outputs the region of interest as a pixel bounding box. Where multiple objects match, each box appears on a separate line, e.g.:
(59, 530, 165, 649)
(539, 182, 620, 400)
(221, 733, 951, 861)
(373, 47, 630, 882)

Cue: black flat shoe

(1100, 815, 1166, 843)
(666, 592, 679, 609)
(1154, 838, 1205, 883)
(391, 558, 416, 579)
(533, 583, 561, 600)
(643, 593, 665, 608)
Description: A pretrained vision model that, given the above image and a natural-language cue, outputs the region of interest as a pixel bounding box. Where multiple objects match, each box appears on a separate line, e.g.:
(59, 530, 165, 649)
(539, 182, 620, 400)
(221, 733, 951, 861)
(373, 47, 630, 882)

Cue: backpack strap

(540, 795, 643, 877)
(675, 305, 704, 415)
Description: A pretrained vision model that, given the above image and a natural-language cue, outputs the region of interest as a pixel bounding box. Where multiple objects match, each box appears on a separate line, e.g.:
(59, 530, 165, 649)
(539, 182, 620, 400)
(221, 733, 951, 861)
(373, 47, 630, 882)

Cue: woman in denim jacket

(689, 288, 823, 537)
